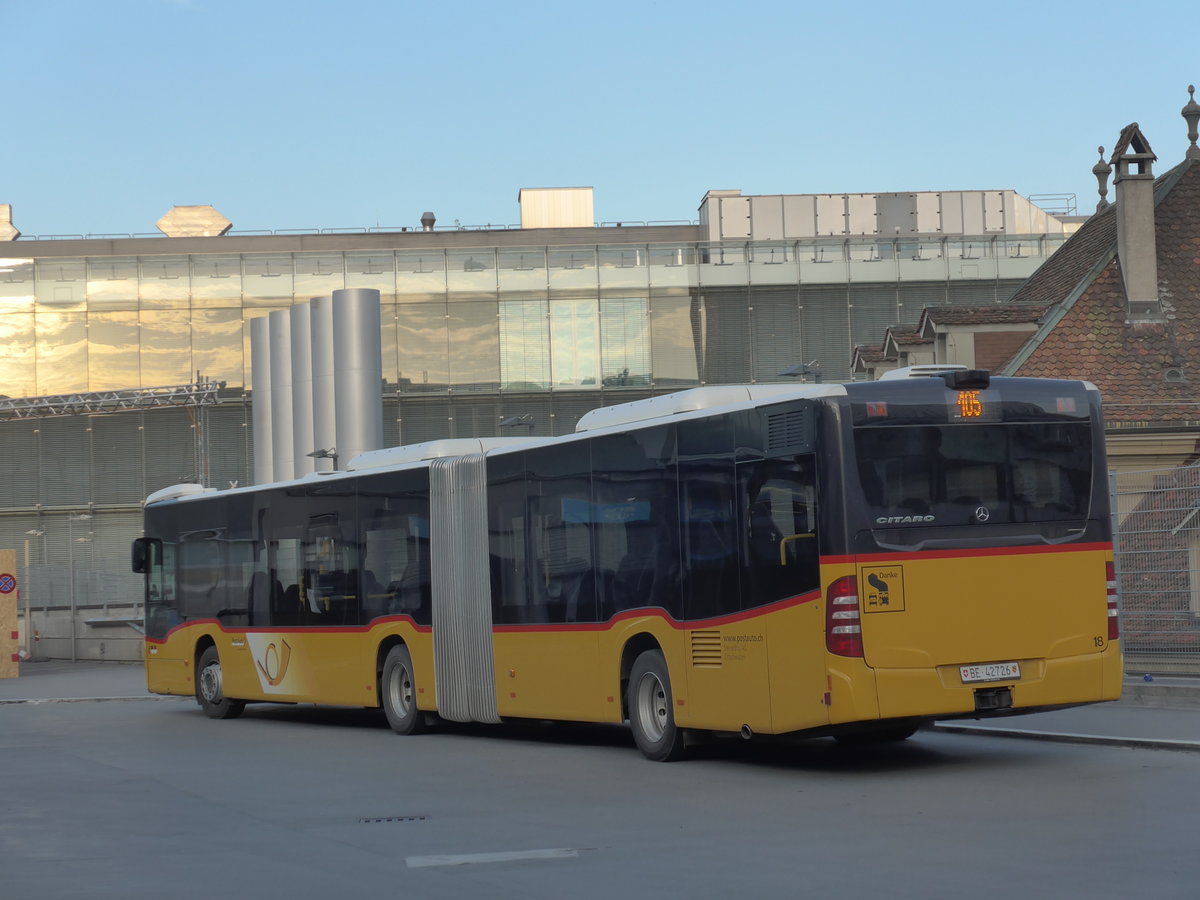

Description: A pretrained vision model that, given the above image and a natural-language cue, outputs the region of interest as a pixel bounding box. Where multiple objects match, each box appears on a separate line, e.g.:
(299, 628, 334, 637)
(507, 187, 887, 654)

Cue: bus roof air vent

(878, 365, 968, 381)
(765, 403, 815, 455)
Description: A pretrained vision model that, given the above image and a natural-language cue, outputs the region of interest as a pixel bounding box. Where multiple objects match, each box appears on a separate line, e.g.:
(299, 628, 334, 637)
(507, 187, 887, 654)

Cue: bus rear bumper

(871, 650, 1123, 721)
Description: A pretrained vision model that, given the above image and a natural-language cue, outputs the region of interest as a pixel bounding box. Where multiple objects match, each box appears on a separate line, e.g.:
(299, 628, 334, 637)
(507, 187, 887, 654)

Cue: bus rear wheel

(628, 649, 687, 762)
(381, 645, 427, 735)
(196, 646, 245, 720)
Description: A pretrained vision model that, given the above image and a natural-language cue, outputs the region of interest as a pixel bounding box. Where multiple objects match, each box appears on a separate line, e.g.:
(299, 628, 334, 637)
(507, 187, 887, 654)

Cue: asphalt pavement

(3, 659, 1199, 751)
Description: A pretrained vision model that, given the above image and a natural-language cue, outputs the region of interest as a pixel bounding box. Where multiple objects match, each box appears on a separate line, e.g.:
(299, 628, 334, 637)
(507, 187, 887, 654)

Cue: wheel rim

(387, 661, 414, 717)
(634, 671, 669, 743)
(199, 661, 223, 704)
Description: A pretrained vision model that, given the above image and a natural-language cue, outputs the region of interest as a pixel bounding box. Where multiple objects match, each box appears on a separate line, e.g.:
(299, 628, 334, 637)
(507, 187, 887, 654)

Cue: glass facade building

(0, 224, 1063, 591)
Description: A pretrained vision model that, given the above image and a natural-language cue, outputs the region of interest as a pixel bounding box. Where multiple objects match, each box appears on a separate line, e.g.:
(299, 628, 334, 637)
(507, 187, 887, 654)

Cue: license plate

(959, 662, 1021, 684)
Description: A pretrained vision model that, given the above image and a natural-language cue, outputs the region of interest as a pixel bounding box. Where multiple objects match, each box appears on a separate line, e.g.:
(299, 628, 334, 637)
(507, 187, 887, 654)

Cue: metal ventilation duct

(290, 304, 315, 477)
(268, 309, 295, 481)
(249, 290, 383, 483)
(249, 317, 273, 485)
(332, 288, 384, 467)
(310, 296, 336, 473)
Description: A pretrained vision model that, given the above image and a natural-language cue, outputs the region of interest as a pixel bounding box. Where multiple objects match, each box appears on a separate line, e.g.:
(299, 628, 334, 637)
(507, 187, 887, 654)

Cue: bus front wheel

(196, 646, 245, 720)
(381, 645, 427, 735)
(628, 650, 687, 762)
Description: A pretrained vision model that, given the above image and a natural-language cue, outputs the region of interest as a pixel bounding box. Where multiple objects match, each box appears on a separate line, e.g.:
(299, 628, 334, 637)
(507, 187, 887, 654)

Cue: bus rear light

(826, 576, 863, 658)
(1106, 562, 1120, 641)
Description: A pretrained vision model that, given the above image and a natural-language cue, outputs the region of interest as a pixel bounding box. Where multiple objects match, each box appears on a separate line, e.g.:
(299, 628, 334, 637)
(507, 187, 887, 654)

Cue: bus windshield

(854, 420, 1093, 530)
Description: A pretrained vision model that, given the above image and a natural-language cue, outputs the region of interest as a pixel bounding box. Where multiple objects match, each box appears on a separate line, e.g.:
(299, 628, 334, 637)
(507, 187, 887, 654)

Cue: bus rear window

(854, 422, 1092, 528)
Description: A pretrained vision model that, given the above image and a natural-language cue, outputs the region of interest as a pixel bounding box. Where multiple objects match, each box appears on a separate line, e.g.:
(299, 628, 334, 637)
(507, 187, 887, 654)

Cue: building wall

(0, 229, 1057, 654)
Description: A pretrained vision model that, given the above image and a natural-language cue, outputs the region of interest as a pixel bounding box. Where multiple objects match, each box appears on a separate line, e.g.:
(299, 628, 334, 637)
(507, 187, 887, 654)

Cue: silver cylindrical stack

(290, 304, 315, 477)
(268, 309, 295, 482)
(332, 288, 384, 467)
(249, 316, 274, 485)
(310, 296, 337, 473)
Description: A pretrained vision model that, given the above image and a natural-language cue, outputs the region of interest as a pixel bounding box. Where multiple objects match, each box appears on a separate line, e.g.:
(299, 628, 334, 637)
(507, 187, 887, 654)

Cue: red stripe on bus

(144, 615, 433, 645)
(821, 541, 1112, 566)
(491, 589, 821, 634)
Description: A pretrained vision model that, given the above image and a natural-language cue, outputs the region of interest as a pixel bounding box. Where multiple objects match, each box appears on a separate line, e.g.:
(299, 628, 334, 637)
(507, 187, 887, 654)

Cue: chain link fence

(17, 559, 144, 662)
(1113, 463, 1200, 676)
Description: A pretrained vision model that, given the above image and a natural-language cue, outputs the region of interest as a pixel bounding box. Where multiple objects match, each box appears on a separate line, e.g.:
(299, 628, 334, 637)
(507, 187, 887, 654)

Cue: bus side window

(738, 455, 820, 608)
(145, 540, 179, 637)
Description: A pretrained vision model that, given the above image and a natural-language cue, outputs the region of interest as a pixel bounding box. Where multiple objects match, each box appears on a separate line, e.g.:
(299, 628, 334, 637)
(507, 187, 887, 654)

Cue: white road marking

(405, 848, 579, 868)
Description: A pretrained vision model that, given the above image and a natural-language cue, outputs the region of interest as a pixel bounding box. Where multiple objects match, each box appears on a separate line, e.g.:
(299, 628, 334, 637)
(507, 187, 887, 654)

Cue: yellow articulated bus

(132, 367, 1121, 761)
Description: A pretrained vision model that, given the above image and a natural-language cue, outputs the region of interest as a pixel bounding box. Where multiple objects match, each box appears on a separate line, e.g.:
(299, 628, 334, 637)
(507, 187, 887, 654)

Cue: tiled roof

(886, 324, 931, 347)
(1012, 158, 1200, 426)
(852, 345, 889, 363)
(1007, 205, 1118, 308)
(921, 302, 1051, 327)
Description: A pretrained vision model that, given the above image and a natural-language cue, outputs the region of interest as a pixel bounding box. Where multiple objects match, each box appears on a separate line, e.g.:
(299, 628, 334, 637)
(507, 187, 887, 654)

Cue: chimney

(1110, 124, 1161, 321)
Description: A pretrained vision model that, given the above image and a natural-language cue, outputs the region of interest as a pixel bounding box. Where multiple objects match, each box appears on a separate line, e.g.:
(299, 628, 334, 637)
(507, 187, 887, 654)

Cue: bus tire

(628, 649, 687, 762)
(381, 645, 427, 735)
(196, 645, 245, 720)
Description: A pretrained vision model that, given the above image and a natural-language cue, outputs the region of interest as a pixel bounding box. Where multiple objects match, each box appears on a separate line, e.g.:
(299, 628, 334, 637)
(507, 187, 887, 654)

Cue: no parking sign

(0, 549, 16, 677)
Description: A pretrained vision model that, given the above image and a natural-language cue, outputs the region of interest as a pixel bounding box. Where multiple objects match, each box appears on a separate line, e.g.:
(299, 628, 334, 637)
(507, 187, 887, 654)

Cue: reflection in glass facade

(0, 230, 1058, 580)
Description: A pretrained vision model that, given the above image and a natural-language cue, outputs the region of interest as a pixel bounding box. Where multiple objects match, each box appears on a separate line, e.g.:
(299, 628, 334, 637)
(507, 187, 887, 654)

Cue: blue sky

(5, 0, 1198, 237)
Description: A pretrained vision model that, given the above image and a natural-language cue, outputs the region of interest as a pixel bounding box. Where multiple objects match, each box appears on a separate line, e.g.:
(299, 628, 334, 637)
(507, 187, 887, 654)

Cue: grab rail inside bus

(779, 533, 816, 565)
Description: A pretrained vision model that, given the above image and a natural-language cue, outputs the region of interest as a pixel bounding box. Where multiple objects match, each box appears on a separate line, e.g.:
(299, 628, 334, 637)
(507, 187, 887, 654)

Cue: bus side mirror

(131, 537, 151, 574)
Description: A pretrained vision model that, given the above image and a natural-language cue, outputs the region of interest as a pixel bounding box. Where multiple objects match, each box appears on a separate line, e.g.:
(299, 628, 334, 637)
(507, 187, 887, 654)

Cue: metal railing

(1112, 463, 1200, 675)
(13, 220, 702, 241)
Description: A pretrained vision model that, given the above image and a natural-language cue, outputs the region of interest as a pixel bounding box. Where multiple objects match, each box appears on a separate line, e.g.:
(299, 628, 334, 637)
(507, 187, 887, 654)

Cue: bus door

(682, 453, 827, 734)
(488, 445, 605, 723)
(741, 455, 829, 733)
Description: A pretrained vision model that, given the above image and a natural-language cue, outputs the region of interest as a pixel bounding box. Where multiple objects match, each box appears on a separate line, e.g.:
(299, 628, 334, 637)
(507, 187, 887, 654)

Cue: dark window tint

(145, 496, 257, 636)
(358, 469, 431, 625)
(679, 416, 739, 619)
(528, 443, 596, 623)
(738, 455, 820, 607)
(591, 426, 681, 620)
(489, 452, 531, 624)
(854, 422, 1092, 527)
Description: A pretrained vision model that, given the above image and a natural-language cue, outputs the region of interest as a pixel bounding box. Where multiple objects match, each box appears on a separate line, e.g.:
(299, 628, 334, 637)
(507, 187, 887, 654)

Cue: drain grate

(359, 815, 428, 824)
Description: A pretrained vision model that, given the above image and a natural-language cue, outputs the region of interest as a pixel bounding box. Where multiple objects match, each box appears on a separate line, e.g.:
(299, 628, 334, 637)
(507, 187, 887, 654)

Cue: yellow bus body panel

(146, 542, 1119, 737)
(855, 544, 1120, 719)
(144, 619, 435, 710)
(858, 546, 1111, 668)
(679, 617, 773, 733)
(493, 628, 608, 722)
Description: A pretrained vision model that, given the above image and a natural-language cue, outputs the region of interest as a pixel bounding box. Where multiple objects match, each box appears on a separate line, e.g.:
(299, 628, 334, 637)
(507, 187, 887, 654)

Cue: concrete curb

(931, 722, 1200, 752)
(0, 695, 187, 706)
(1118, 682, 1200, 710)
